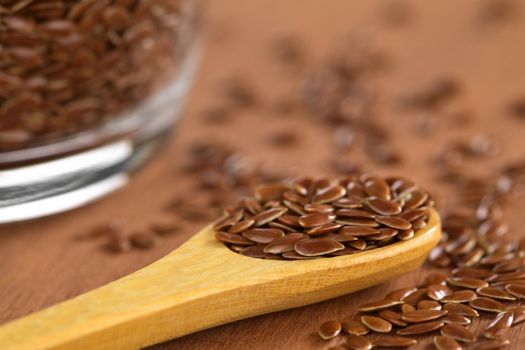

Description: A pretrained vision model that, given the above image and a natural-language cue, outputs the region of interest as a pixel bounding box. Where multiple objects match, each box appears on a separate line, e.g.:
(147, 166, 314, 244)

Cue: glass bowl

(0, 0, 200, 223)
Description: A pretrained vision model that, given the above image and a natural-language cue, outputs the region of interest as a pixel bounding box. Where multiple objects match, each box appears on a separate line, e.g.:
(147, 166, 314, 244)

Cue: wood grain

(1, 0, 525, 349)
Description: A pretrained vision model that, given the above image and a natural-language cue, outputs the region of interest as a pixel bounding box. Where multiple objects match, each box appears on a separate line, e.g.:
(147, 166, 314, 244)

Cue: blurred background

(2, 0, 525, 349)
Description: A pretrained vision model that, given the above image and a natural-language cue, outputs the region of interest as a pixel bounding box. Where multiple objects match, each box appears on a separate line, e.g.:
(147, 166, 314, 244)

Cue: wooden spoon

(0, 209, 440, 350)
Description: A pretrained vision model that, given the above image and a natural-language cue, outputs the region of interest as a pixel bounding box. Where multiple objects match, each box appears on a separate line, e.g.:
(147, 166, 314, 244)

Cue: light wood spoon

(0, 209, 440, 350)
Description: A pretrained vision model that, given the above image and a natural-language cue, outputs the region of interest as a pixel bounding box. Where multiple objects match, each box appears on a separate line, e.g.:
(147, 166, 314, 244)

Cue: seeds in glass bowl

(0, 0, 194, 151)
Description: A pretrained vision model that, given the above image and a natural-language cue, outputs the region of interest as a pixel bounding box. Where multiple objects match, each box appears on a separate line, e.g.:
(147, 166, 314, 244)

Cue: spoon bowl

(0, 209, 441, 350)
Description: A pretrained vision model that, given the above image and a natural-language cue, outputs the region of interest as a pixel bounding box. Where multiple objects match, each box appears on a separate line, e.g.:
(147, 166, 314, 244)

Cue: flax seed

(346, 335, 373, 350)
(427, 284, 452, 301)
(470, 339, 510, 350)
(402, 304, 416, 314)
(448, 277, 488, 290)
(263, 233, 307, 254)
(441, 324, 475, 343)
(215, 232, 254, 246)
(452, 267, 495, 280)
(359, 299, 404, 312)
(397, 321, 444, 335)
(372, 336, 417, 348)
(441, 290, 477, 303)
(442, 313, 472, 325)
(483, 311, 513, 340)
(385, 287, 418, 301)
(418, 300, 442, 311)
(240, 244, 269, 259)
(401, 309, 447, 323)
(375, 216, 412, 230)
(361, 315, 392, 333)
(378, 310, 408, 327)
(443, 303, 479, 317)
(403, 288, 428, 305)
(294, 238, 344, 256)
(476, 287, 516, 301)
(341, 319, 369, 336)
(469, 297, 506, 313)
(424, 272, 449, 286)
(364, 198, 402, 216)
(319, 320, 342, 340)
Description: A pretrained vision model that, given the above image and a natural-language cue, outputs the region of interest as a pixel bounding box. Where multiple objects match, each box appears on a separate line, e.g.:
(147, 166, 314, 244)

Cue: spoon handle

(0, 241, 252, 350)
(0, 217, 440, 350)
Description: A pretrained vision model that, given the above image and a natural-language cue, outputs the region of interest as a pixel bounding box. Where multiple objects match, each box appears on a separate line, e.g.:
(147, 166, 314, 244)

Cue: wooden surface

(0, 214, 440, 350)
(2, 0, 525, 349)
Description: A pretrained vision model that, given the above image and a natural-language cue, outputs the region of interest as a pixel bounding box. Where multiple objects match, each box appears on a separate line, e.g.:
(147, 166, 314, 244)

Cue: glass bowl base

(0, 128, 173, 224)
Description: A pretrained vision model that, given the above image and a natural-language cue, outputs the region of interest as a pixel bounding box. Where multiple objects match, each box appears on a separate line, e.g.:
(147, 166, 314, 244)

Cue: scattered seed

(442, 313, 472, 326)
(397, 321, 444, 335)
(476, 287, 516, 301)
(401, 304, 416, 314)
(129, 232, 160, 249)
(417, 300, 442, 311)
(448, 277, 488, 289)
(434, 335, 463, 350)
(378, 310, 408, 327)
(452, 267, 495, 279)
(469, 297, 506, 313)
(427, 284, 452, 301)
(403, 288, 428, 305)
(359, 299, 404, 312)
(341, 320, 369, 335)
(441, 324, 475, 344)
(361, 315, 392, 333)
(372, 336, 417, 348)
(483, 311, 513, 340)
(511, 307, 525, 325)
(424, 272, 448, 286)
(470, 339, 510, 350)
(401, 309, 447, 323)
(505, 283, 525, 299)
(443, 303, 479, 317)
(346, 334, 373, 350)
(386, 287, 418, 301)
(104, 234, 132, 253)
(319, 320, 342, 340)
(441, 290, 477, 303)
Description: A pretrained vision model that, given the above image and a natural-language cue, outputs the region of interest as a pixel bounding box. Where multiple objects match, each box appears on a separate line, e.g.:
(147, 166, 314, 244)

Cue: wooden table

(2, 0, 525, 349)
